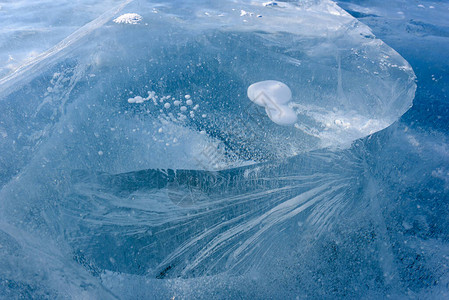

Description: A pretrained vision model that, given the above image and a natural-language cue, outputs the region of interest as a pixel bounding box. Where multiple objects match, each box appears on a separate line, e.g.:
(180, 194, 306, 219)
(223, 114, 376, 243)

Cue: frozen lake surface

(0, 0, 448, 298)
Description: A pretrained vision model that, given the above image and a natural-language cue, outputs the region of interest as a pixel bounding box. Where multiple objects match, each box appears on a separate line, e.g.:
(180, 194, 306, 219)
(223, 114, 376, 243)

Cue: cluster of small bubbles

(127, 91, 208, 144)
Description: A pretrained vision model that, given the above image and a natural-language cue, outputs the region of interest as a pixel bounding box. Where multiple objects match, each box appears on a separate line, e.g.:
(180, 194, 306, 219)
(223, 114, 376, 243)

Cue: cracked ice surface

(0, 0, 418, 298)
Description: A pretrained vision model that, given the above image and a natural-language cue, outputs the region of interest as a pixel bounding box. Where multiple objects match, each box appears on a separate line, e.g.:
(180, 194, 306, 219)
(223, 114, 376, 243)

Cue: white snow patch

(113, 13, 143, 25)
(263, 1, 278, 7)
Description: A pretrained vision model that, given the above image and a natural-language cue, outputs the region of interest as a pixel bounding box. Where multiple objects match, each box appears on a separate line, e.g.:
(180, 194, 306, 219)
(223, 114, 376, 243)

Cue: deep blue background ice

(0, 0, 448, 298)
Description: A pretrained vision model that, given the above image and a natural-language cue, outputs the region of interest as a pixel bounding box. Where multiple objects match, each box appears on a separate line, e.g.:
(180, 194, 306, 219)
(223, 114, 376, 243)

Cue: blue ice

(0, 0, 448, 298)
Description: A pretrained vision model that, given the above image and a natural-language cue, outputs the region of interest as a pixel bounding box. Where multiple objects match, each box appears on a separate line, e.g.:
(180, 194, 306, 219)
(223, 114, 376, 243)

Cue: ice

(0, 0, 131, 78)
(0, 0, 416, 157)
(1, 0, 443, 298)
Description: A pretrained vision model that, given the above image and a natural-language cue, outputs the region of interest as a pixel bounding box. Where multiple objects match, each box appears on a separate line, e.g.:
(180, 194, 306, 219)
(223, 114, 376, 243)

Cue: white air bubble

(265, 104, 297, 126)
(247, 80, 297, 126)
(248, 80, 292, 106)
(128, 96, 144, 103)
